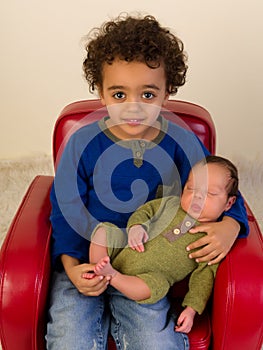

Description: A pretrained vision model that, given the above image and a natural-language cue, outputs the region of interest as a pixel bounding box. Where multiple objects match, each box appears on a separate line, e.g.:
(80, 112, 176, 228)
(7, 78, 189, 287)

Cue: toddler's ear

(98, 89, 106, 106)
(162, 92, 170, 107)
(100, 97, 106, 106)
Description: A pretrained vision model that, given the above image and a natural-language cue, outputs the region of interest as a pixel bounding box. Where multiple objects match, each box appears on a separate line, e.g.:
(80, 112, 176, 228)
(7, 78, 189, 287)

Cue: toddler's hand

(66, 263, 110, 296)
(187, 217, 239, 264)
(128, 225, 149, 252)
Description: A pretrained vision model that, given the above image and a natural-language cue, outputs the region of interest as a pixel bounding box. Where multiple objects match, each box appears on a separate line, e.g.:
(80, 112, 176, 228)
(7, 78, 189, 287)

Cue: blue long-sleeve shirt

(50, 116, 249, 268)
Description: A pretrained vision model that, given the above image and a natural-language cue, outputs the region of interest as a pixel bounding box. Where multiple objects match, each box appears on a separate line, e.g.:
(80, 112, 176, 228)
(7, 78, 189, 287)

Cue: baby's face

(181, 163, 235, 222)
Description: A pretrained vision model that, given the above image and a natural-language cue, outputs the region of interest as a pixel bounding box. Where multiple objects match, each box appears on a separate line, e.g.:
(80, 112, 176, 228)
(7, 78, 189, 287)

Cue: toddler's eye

(142, 92, 155, 100)
(113, 92, 125, 99)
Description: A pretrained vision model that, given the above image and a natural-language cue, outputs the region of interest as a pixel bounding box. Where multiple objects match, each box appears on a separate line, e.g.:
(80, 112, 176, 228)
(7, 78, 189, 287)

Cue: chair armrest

(212, 202, 263, 350)
(0, 175, 54, 350)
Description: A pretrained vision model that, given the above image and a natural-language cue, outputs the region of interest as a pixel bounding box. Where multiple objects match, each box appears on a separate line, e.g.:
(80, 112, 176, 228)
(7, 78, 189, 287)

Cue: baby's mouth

(190, 203, 202, 213)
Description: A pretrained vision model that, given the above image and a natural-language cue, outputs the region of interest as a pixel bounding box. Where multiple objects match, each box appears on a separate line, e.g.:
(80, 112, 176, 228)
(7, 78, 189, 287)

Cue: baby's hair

(83, 13, 188, 94)
(199, 155, 239, 197)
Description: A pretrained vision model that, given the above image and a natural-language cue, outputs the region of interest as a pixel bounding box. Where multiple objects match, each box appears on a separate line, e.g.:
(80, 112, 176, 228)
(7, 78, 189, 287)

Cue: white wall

(1, 0, 262, 162)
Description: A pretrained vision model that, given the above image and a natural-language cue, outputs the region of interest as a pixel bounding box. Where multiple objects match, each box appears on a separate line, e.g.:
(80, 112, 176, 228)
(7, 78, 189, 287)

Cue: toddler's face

(181, 163, 236, 222)
(99, 59, 169, 140)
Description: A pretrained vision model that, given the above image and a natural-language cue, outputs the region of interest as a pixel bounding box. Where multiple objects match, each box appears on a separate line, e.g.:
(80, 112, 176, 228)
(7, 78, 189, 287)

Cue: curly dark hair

(83, 14, 188, 94)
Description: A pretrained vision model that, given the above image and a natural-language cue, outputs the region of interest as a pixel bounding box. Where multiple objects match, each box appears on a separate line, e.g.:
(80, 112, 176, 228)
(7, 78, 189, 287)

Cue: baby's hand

(175, 306, 196, 334)
(128, 225, 149, 252)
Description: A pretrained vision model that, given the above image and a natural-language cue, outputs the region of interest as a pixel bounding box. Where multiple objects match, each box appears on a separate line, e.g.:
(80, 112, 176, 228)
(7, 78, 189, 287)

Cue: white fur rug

(0, 154, 262, 248)
(0, 155, 54, 247)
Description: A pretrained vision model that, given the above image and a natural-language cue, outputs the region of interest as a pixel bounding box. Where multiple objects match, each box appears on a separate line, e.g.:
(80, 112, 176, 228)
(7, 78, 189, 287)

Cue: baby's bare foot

(94, 256, 117, 277)
(82, 271, 96, 279)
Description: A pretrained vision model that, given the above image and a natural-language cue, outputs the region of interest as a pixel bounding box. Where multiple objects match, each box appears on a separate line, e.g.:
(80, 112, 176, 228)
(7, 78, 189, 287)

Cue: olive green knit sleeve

(182, 262, 218, 314)
(127, 196, 180, 236)
(127, 198, 162, 233)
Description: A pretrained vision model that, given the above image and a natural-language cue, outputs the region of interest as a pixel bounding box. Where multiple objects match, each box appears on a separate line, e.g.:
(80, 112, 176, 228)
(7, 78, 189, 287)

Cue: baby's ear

(225, 196, 236, 211)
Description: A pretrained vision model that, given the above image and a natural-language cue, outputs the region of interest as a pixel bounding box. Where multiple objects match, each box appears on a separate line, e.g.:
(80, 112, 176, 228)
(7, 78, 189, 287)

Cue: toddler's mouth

(124, 119, 145, 126)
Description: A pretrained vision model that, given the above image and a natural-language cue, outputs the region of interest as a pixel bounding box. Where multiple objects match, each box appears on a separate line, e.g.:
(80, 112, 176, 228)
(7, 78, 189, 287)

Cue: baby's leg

(96, 257, 151, 301)
(89, 226, 108, 264)
(94, 256, 117, 278)
(82, 226, 109, 280)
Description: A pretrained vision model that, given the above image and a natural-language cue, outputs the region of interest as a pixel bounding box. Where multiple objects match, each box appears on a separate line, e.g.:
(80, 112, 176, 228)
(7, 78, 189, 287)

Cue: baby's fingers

(129, 241, 145, 252)
(134, 243, 145, 252)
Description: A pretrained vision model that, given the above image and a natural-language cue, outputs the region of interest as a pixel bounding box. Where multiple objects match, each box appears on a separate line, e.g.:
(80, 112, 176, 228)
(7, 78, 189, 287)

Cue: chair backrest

(53, 99, 216, 167)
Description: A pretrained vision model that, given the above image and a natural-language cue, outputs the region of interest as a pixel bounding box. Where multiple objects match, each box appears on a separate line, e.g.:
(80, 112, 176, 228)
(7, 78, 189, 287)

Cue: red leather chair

(0, 100, 262, 350)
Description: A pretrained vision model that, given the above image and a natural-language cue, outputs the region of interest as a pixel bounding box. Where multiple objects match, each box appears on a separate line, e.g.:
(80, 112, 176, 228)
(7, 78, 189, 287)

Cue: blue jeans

(46, 271, 189, 350)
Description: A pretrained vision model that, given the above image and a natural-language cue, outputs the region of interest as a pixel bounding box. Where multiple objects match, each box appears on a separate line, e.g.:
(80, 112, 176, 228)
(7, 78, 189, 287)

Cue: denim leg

(46, 271, 110, 350)
(108, 287, 189, 350)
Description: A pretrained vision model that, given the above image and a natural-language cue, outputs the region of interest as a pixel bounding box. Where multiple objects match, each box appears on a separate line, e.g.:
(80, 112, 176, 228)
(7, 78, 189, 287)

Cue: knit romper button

(185, 221, 192, 227)
(173, 228, 180, 235)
